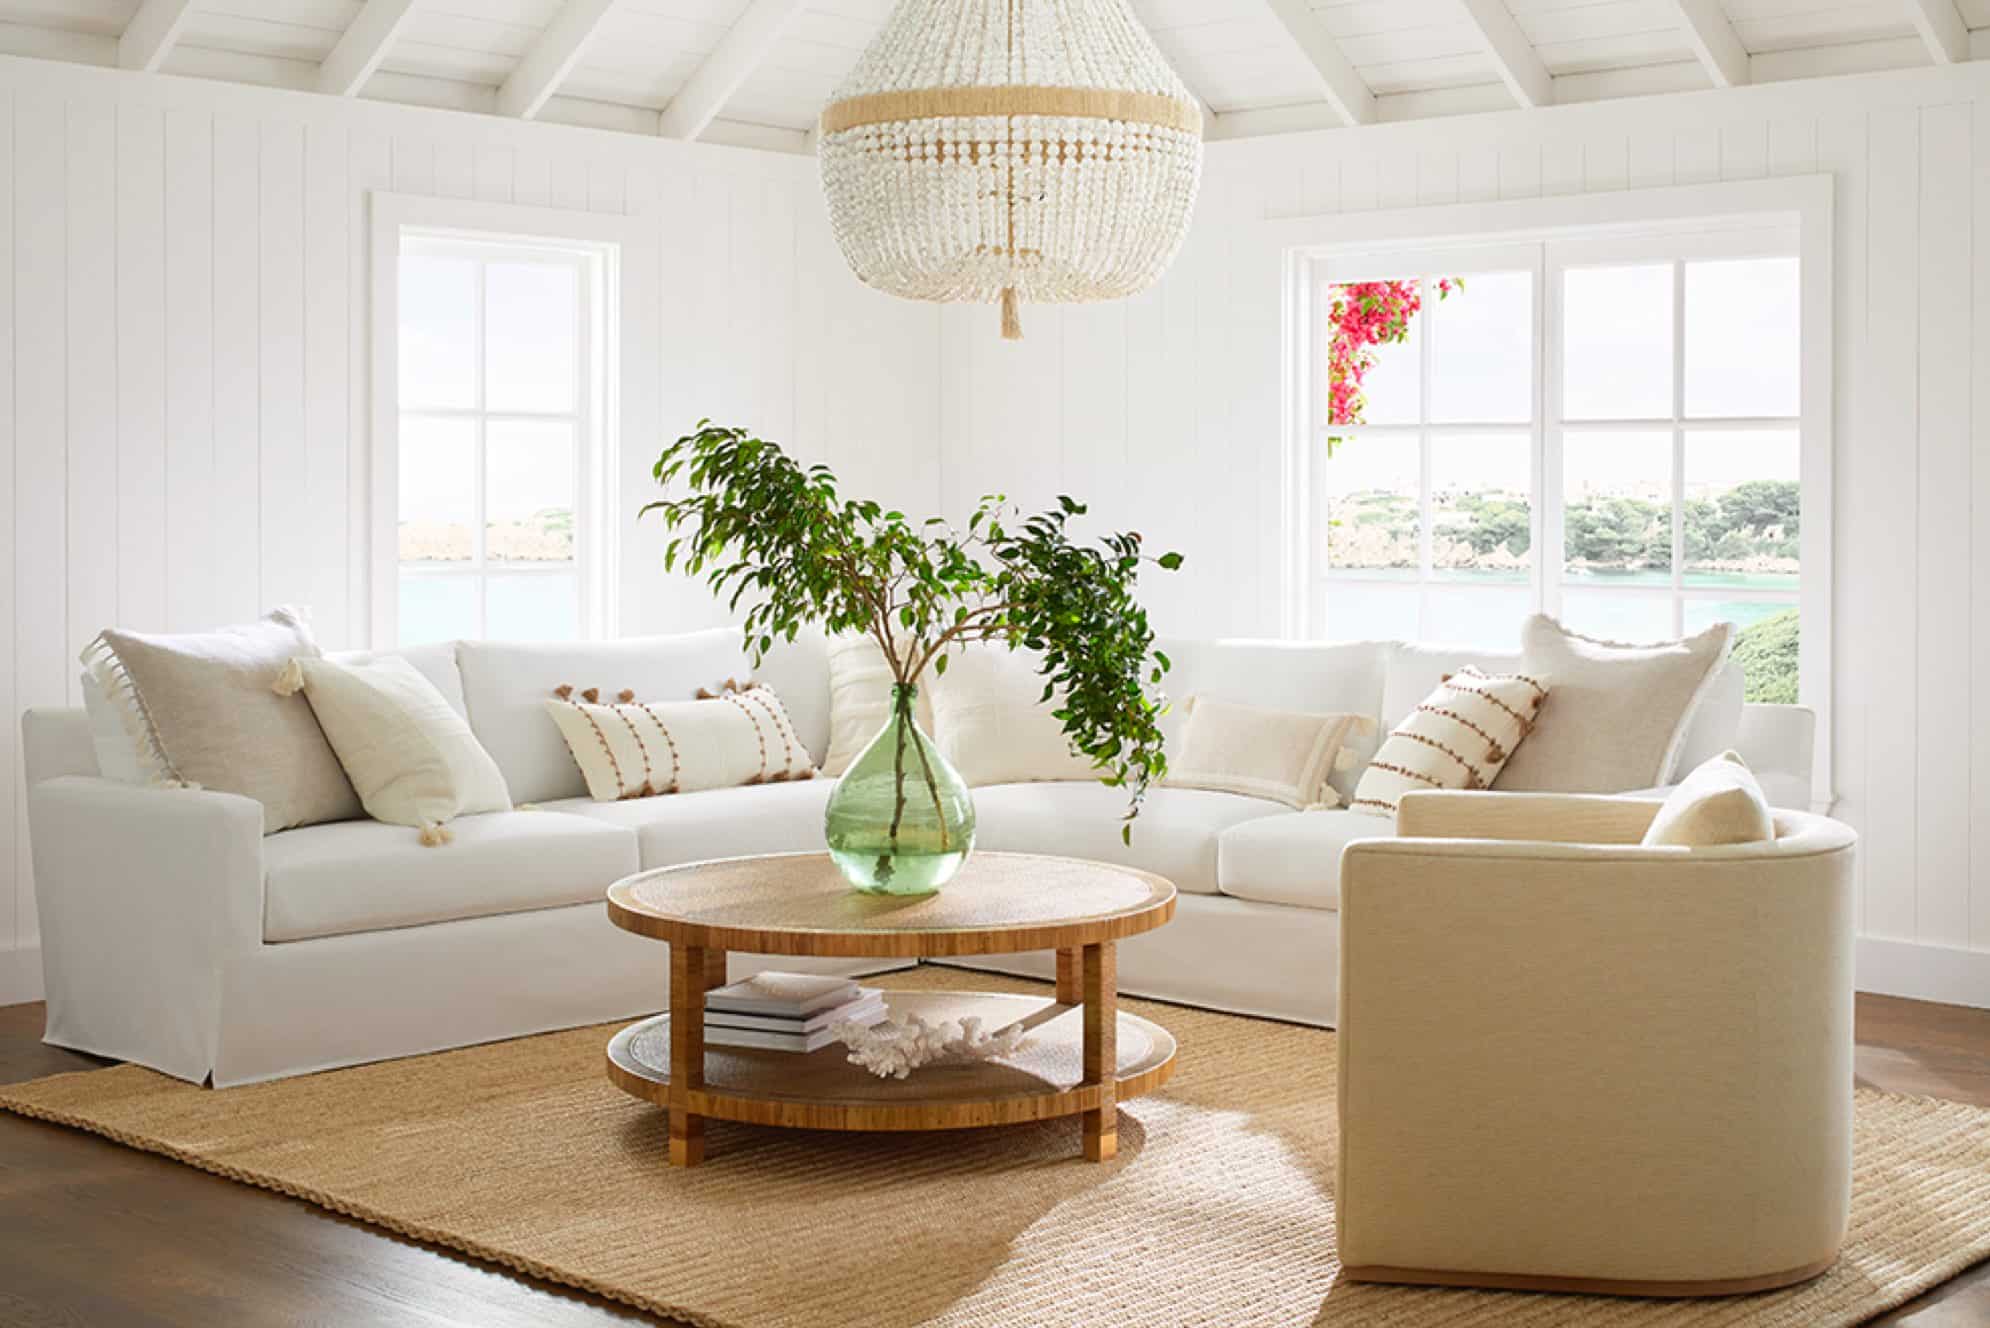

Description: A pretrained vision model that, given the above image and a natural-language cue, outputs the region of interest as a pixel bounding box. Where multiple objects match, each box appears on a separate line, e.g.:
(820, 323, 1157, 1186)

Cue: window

(393, 232, 608, 645)
(1294, 225, 1810, 705)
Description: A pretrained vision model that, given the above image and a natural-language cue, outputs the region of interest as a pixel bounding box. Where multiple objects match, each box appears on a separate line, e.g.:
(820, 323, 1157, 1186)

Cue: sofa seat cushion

(263, 811, 638, 943)
(538, 778, 835, 871)
(968, 782, 1288, 895)
(1216, 809, 1397, 911)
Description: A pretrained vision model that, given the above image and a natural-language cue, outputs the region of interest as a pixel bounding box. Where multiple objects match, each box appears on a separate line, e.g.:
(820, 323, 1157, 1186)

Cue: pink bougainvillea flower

(1325, 276, 1461, 454)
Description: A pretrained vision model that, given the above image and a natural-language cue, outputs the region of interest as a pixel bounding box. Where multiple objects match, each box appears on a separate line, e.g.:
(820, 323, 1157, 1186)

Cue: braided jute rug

(3, 967, 1987, 1328)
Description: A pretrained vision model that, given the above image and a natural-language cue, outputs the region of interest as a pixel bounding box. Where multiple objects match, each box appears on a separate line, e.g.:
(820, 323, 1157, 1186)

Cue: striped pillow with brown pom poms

(1350, 667, 1549, 820)
(544, 679, 815, 802)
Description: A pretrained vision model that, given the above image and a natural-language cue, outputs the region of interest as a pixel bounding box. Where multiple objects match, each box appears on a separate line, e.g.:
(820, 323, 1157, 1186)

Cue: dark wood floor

(1, 993, 1986, 1327)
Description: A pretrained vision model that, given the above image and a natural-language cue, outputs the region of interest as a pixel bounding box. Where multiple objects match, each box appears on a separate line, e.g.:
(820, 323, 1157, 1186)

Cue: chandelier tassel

(1001, 287, 1022, 341)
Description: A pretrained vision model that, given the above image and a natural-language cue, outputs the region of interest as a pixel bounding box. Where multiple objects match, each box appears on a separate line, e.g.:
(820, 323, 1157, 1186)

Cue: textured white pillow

(546, 682, 815, 802)
(80, 607, 362, 832)
(1494, 615, 1734, 793)
(1351, 667, 1549, 819)
(820, 633, 936, 776)
(1166, 696, 1369, 809)
(1642, 750, 1775, 847)
(927, 645, 1097, 787)
(277, 654, 510, 844)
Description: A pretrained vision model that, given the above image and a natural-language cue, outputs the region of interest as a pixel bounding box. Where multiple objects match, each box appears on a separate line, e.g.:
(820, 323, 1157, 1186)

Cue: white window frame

(1271, 176, 1833, 794)
(368, 192, 640, 648)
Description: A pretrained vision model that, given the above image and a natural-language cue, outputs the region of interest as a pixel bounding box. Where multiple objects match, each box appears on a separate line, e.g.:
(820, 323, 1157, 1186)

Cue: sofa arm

(1394, 790, 1661, 844)
(1335, 827, 1856, 1285)
(1737, 703, 1816, 808)
(28, 776, 265, 1081)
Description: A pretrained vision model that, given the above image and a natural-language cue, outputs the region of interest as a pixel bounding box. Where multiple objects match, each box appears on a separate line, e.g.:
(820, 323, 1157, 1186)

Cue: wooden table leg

(1081, 940, 1117, 1162)
(1056, 947, 1080, 1005)
(668, 944, 725, 1166)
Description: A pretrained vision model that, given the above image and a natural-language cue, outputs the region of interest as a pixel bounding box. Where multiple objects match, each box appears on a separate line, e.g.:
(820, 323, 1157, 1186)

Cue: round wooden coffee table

(604, 850, 1177, 1167)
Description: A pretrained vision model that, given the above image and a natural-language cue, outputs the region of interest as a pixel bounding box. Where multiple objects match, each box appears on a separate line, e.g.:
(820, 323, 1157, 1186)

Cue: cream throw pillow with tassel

(1351, 667, 1549, 819)
(275, 654, 510, 844)
(1166, 696, 1370, 809)
(546, 681, 815, 801)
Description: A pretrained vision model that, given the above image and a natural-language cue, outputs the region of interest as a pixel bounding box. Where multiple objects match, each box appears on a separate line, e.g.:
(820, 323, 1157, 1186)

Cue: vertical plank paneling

(163, 106, 214, 633)
(346, 130, 390, 645)
(433, 139, 473, 199)
(1628, 129, 1673, 189)
(304, 122, 349, 645)
(211, 114, 262, 624)
(1540, 139, 1581, 195)
(15, 96, 65, 948)
(0, 94, 14, 957)
(1861, 107, 1922, 940)
(1975, 101, 1990, 950)
(66, 102, 118, 700)
(116, 101, 166, 631)
(1582, 134, 1627, 191)
(1720, 120, 1768, 179)
(1914, 103, 1971, 947)
(473, 143, 512, 203)
(552, 154, 588, 211)
(1416, 148, 1457, 206)
(259, 121, 307, 613)
(1497, 142, 1540, 199)
(1819, 110, 1870, 925)
(1769, 117, 1818, 176)
(1674, 126, 1719, 183)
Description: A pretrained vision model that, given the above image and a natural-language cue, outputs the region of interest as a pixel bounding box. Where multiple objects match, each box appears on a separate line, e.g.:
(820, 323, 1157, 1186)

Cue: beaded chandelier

(818, 0, 1204, 340)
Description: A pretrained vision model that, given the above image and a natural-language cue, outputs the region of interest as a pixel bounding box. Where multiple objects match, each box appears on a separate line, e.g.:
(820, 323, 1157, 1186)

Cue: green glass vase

(824, 684, 975, 894)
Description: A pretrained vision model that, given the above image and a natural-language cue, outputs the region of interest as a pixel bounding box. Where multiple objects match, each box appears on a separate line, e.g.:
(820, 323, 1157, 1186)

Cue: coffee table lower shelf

(605, 989, 1175, 1140)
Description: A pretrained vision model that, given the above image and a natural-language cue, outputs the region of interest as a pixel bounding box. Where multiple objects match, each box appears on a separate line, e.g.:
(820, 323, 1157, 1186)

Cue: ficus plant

(642, 422, 1182, 846)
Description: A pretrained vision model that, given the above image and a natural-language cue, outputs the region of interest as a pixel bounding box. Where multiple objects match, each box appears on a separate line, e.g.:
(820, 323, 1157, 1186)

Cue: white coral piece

(833, 1013, 1032, 1080)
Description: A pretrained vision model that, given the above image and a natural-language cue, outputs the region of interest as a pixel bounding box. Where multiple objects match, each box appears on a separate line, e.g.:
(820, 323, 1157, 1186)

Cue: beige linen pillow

(1641, 750, 1775, 847)
(1493, 615, 1734, 794)
(1351, 667, 1548, 819)
(927, 645, 1097, 787)
(546, 681, 814, 802)
(1166, 696, 1369, 809)
(275, 655, 510, 844)
(79, 607, 361, 832)
(821, 633, 935, 776)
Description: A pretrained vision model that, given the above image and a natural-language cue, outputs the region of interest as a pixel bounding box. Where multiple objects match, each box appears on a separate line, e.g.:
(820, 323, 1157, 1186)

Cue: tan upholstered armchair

(1335, 791, 1858, 1297)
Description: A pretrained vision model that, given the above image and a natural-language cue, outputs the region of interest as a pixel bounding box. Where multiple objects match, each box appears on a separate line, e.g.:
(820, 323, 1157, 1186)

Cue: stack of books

(703, 971, 887, 1053)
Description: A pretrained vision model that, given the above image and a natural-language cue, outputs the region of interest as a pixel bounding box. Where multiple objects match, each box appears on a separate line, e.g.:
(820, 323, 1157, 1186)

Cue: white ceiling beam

(1457, 0, 1553, 108)
(1261, 0, 1375, 127)
(1661, 0, 1751, 88)
(658, 0, 808, 141)
(117, 0, 196, 73)
(498, 0, 619, 120)
(317, 0, 421, 96)
(1903, 0, 1969, 64)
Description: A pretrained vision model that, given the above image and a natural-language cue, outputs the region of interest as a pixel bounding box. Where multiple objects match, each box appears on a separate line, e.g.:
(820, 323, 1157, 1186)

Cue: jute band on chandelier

(819, 85, 1204, 137)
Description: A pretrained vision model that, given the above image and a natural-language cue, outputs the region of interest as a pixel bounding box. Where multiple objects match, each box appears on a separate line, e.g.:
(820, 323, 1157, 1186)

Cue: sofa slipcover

(262, 811, 638, 943)
(541, 779, 835, 870)
(970, 782, 1288, 894)
(1216, 809, 1391, 911)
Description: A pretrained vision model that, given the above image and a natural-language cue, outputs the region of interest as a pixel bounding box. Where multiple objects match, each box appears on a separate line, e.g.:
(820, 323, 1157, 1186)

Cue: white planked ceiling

(0, 0, 1979, 150)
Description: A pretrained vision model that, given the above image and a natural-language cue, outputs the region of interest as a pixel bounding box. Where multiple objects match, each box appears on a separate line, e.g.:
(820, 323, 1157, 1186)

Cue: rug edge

(0, 1092, 736, 1328)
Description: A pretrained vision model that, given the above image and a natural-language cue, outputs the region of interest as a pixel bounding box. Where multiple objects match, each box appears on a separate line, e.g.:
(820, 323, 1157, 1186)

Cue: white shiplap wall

(0, 54, 938, 1000)
(932, 61, 1990, 1002)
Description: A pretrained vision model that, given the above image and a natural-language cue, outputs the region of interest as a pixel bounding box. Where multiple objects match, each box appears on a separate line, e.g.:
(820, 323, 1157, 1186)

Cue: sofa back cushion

(329, 641, 468, 718)
(1382, 641, 1744, 785)
(457, 630, 751, 804)
(1156, 639, 1390, 802)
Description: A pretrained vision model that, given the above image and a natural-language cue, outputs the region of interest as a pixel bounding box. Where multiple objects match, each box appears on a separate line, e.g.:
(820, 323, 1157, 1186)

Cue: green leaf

(1156, 551, 1184, 571)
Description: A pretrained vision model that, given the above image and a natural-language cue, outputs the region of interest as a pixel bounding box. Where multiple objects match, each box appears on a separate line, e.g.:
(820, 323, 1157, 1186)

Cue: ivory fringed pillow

(78, 607, 362, 832)
(273, 655, 510, 845)
(1350, 667, 1549, 819)
(545, 680, 815, 802)
(821, 633, 935, 776)
(1165, 696, 1370, 809)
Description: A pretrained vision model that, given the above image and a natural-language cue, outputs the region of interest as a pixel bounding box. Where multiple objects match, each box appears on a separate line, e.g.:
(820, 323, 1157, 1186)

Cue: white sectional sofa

(22, 628, 1814, 1086)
